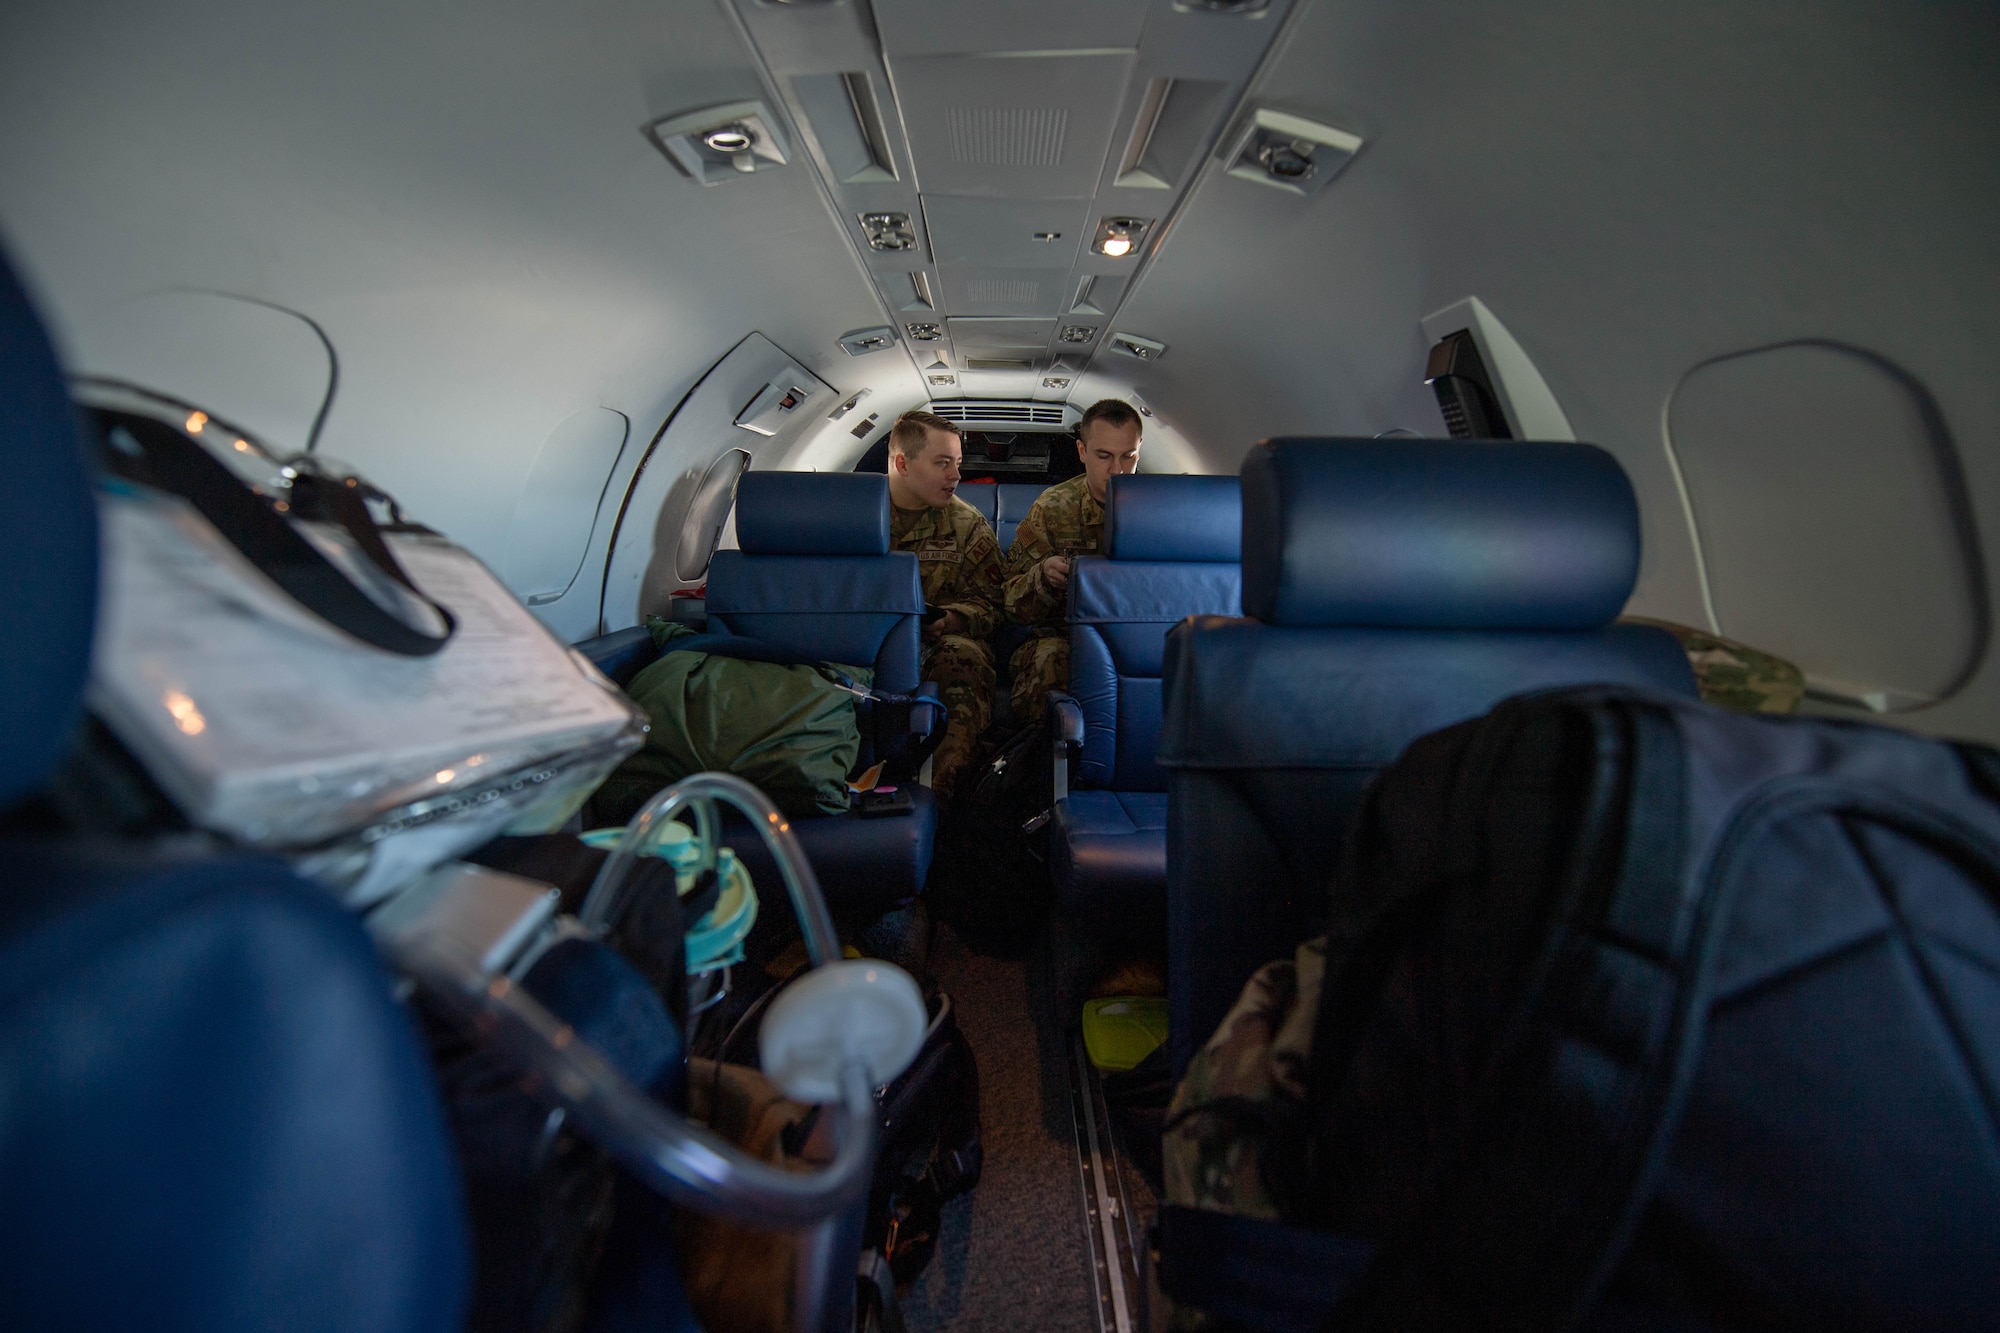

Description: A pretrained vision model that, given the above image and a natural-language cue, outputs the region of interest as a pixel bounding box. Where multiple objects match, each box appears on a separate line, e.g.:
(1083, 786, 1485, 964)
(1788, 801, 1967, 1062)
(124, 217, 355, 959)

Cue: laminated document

(90, 488, 645, 895)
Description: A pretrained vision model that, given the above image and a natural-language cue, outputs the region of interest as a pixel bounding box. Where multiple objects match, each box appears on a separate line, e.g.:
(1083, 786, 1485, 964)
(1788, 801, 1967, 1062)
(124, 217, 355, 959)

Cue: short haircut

(889, 410, 962, 457)
(1078, 398, 1141, 434)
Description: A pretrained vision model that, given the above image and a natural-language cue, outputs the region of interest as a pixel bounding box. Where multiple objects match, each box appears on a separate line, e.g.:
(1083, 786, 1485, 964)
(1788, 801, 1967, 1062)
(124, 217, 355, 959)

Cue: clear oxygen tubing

(396, 771, 874, 1229)
(578, 770, 841, 967)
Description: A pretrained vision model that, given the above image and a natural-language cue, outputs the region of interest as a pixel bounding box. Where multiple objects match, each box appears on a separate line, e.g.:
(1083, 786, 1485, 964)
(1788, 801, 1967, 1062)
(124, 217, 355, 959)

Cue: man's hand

(924, 609, 967, 640)
(1041, 555, 1072, 591)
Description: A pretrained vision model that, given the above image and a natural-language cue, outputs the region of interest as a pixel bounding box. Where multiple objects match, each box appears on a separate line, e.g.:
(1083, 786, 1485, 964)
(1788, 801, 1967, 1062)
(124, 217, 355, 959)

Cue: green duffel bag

(594, 620, 872, 822)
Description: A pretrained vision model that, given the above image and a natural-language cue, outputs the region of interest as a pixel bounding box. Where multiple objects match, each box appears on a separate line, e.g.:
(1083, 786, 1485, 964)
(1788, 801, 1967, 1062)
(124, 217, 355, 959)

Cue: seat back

(995, 482, 1045, 550)
(707, 472, 920, 687)
(1162, 438, 1699, 1071)
(1068, 475, 1241, 793)
(955, 480, 999, 528)
(0, 248, 472, 1332)
(705, 471, 923, 761)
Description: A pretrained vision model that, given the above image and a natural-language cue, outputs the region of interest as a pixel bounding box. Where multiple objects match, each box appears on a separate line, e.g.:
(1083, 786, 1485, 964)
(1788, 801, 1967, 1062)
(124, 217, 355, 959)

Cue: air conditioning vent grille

(927, 402, 1068, 425)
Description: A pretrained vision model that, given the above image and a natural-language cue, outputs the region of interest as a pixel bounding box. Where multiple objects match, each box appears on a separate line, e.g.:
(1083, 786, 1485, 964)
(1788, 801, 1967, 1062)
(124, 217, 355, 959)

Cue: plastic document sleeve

(89, 490, 644, 863)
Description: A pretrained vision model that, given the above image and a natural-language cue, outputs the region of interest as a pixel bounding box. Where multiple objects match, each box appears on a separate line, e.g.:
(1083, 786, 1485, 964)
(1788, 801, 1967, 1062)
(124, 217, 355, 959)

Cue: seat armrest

(571, 625, 657, 688)
(912, 681, 943, 738)
(1048, 691, 1084, 802)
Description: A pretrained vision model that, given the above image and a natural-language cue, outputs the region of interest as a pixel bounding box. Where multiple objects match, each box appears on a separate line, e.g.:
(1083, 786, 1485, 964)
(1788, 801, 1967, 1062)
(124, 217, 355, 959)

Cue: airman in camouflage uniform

(886, 411, 1006, 797)
(1001, 399, 1144, 723)
(1620, 617, 1807, 714)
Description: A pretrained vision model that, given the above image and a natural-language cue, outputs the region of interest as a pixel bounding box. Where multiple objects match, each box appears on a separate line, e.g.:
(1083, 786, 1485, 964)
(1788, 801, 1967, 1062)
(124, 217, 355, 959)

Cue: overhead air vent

(643, 101, 789, 185)
(946, 107, 1067, 167)
(1042, 376, 1073, 391)
(966, 357, 1035, 371)
(967, 277, 1042, 306)
(1115, 78, 1228, 190)
(1059, 325, 1096, 344)
(1223, 108, 1363, 198)
(906, 323, 943, 342)
(1108, 331, 1168, 362)
(860, 212, 919, 252)
(926, 402, 1068, 425)
(928, 373, 958, 388)
(838, 326, 898, 356)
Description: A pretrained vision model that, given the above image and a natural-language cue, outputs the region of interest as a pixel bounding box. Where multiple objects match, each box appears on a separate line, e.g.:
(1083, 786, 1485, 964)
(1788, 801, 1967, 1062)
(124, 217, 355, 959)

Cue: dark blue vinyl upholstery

(732, 470, 890, 556)
(0, 252, 95, 810)
(1163, 439, 1697, 1073)
(0, 245, 473, 1332)
(955, 480, 998, 527)
(995, 482, 1045, 551)
(0, 849, 472, 1333)
(1053, 476, 1241, 933)
(704, 472, 935, 916)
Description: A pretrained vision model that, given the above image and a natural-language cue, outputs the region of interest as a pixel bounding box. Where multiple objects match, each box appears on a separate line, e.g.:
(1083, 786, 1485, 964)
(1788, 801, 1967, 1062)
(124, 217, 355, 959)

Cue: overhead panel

(891, 53, 1138, 199)
(924, 195, 1093, 316)
(871, 0, 1150, 57)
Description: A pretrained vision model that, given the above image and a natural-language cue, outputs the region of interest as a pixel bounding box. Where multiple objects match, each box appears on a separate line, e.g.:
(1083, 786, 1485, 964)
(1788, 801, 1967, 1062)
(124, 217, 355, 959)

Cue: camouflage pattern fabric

(922, 632, 994, 797)
(1162, 935, 1326, 1222)
(1620, 616, 1806, 714)
(1008, 632, 1068, 726)
(1001, 472, 1104, 632)
(891, 495, 1005, 638)
(1000, 474, 1103, 723)
(892, 495, 1004, 794)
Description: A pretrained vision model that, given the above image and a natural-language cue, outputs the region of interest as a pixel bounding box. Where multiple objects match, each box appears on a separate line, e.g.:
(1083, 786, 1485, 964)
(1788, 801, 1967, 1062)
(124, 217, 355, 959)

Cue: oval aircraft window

(676, 448, 752, 582)
(1667, 342, 1986, 710)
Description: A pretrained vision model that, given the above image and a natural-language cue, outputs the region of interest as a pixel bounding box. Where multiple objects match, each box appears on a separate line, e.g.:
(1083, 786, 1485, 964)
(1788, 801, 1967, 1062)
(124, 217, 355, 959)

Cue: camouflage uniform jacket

(890, 496, 1005, 640)
(1619, 616, 1806, 714)
(1162, 936, 1325, 1223)
(1002, 473, 1104, 635)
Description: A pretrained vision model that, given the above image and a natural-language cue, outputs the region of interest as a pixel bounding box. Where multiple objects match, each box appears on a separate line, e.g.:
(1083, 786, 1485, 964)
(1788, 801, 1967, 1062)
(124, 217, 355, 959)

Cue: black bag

(1280, 685, 2000, 1330)
(864, 991, 984, 1286)
(932, 718, 1059, 951)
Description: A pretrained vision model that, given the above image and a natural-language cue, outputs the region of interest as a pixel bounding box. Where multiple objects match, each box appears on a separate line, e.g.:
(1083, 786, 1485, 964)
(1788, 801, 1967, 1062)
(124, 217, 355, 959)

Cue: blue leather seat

(1161, 438, 1699, 1073)
(994, 481, 1044, 551)
(956, 479, 998, 528)
(1052, 476, 1242, 937)
(0, 250, 473, 1332)
(703, 472, 937, 918)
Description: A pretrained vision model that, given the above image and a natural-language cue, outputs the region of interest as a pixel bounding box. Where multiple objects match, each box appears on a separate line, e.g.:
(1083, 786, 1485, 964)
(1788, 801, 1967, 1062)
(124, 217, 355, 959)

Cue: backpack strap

(1334, 695, 1711, 1331)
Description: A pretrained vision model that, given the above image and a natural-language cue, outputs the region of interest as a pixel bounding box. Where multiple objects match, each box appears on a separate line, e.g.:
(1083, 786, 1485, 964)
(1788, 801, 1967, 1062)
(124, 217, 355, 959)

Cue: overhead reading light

(906, 323, 942, 341)
(860, 212, 918, 253)
(828, 388, 872, 421)
(1092, 217, 1151, 258)
(1224, 108, 1363, 198)
(1059, 325, 1096, 344)
(643, 101, 789, 185)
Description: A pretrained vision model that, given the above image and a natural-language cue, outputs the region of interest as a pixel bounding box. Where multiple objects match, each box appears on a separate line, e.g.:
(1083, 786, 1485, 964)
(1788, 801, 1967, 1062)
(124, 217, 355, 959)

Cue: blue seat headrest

(1106, 475, 1241, 563)
(0, 249, 96, 809)
(1241, 438, 1640, 630)
(734, 471, 890, 556)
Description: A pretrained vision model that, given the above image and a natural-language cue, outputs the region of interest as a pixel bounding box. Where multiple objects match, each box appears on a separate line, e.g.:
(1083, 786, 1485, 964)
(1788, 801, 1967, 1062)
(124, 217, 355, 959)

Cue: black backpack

(1165, 686, 2000, 1331)
(931, 717, 1059, 952)
(1294, 685, 2000, 1330)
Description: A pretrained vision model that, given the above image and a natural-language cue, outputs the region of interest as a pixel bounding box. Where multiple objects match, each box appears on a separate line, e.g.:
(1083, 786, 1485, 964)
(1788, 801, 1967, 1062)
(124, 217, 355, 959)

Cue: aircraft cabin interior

(2, 2, 1997, 1331)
